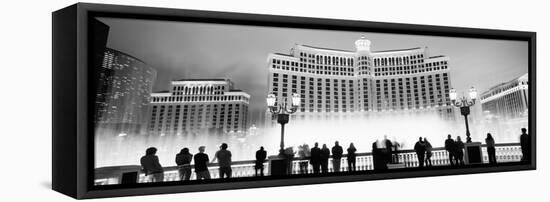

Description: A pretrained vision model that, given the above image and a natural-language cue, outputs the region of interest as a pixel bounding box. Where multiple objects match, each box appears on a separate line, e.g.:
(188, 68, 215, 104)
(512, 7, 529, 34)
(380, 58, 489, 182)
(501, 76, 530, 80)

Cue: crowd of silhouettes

(138, 128, 530, 182)
(300, 141, 359, 174)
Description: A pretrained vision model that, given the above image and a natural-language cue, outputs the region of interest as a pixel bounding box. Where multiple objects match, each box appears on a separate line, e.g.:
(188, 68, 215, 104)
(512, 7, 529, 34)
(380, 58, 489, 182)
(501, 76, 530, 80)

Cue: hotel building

(95, 48, 157, 136)
(148, 79, 250, 136)
(266, 36, 455, 124)
(480, 73, 529, 120)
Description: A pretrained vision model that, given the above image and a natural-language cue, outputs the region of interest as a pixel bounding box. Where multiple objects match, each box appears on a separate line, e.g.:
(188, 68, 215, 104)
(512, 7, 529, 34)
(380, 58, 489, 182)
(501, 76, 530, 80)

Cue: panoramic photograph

(91, 17, 530, 185)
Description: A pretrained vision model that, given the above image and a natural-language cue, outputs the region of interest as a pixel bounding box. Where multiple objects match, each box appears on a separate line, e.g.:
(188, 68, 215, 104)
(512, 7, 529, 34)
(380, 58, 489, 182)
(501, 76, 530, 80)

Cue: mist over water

(275, 114, 455, 151)
(95, 128, 256, 168)
(95, 113, 526, 168)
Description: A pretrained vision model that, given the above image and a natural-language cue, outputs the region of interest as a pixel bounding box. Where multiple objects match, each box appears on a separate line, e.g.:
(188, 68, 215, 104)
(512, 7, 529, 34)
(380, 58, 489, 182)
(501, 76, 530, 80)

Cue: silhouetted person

(331, 141, 344, 172)
(347, 143, 357, 172)
(520, 128, 530, 162)
(175, 148, 193, 181)
(310, 143, 321, 174)
(255, 147, 267, 176)
(298, 144, 310, 174)
(485, 133, 496, 165)
(320, 144, 331, 173)
(283, 147, 296, 174)
(383, 135, 393, 164)
(194, 146, 211, 180)
(424, 138, 433, 167)
(372, 140, 387, 171)
(414, 137, 426, 168)
(140, 147, 164, 182)
(456, 136, 465, 165)
(445, 134, 457, 166)
(392, 137, 401, 163)
(212, 143, 232, 179)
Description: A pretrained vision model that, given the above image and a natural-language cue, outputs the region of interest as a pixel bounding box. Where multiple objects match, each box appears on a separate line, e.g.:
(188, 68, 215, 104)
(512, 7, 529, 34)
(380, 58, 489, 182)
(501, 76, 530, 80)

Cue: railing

(95, 160, 268, 185)
(95, 143, 522, 185)
(290, 142, 523, 173)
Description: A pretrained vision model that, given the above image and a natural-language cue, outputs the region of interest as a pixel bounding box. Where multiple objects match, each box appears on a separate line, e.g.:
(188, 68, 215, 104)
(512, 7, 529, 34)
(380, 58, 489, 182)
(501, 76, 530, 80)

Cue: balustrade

(95, 143, 523, 185)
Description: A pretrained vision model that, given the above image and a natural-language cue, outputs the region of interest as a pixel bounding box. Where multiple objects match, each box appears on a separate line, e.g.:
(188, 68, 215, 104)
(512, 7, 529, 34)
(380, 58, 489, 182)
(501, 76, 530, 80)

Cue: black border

(52, 2, 536, 199)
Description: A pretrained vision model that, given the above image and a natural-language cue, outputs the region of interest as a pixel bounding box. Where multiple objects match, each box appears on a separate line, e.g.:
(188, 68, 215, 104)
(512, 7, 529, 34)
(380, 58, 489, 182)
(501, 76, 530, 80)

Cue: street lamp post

(266, 93, 301, 156)
(449, 87, 477, 143)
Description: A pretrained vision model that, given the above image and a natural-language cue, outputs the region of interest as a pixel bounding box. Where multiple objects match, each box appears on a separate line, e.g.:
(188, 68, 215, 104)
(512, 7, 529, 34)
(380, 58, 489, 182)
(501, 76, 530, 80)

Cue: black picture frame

(52, 3, 536, 199)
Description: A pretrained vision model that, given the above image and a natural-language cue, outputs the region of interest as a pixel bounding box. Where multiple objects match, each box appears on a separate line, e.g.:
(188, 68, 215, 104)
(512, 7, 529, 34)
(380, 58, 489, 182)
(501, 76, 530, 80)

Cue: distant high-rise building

(95, 48, 157, 136)
(266, 36, 455, 125)
(148, 79, 250, 136)
(480, 73, 529, 120)
(91, 18, 111, 124)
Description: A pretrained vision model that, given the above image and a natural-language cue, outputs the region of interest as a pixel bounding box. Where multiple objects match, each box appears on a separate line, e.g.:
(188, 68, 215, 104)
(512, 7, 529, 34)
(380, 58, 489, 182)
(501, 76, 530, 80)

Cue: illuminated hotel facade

(480, 73, 528, 121)
(148, 79, 250, 136)
(266, 36, 455, 125)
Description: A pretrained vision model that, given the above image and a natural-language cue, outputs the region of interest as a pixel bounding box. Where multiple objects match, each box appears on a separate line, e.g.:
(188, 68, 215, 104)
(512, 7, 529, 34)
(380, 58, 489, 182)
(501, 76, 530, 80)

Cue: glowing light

(266, 93, 276, 107)
(355, 35, 372, 52)
(469, 87, 477, 100)
(449, 88, 457, 101)
(292, 93, 301, 107)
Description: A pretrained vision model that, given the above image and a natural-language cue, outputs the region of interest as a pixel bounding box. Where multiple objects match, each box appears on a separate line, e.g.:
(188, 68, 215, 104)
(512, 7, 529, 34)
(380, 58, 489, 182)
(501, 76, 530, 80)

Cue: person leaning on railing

(140, 147, 164, 182)
(297, 144, 310, 174)
(372, 140, 388, 170)
(194, 146, 211, 180)
(310, 143, 321, 174)
(175, 147, 193, 181)
(255, 146, 267, 176)
(284, 147, 296, 175)
(347, 143, 357, 172)
(424, 138, 433, 167)
(383, 136, 393, 164)
(320, 144, 331, 173)
(414, 137, 426, 168)
(212, 143, 232, 179)
(519, 128, 530, 162)
(391, 138, 401, 163)
(331, 141, 343, 172)
(455, 136, 465, 166)
(444, 134, 458, 166)
(485, 133, 497, 165)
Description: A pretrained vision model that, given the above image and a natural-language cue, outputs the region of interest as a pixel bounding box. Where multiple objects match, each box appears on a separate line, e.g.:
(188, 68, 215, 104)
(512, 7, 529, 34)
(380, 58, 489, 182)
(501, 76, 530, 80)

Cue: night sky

(97, 17, 528, 124)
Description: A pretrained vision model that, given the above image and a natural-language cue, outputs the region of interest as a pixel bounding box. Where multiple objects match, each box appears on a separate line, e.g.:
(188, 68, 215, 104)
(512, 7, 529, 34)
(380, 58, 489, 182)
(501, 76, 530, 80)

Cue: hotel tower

(148, 79, 250, 136)
(266, 36, 455, 125)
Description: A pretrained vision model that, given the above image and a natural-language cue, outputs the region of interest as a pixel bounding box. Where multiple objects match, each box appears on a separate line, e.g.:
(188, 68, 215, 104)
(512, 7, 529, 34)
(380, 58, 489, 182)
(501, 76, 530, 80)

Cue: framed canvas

(52, 3, 536, 199)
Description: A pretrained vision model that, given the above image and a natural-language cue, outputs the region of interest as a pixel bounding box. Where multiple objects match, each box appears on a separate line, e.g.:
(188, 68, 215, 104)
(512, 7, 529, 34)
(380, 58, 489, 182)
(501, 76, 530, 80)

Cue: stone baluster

(357, 156, 364, 170)
(290, 160, 303, 174)
(342, 157, 348, 172)
(514, 146, 522, 161)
